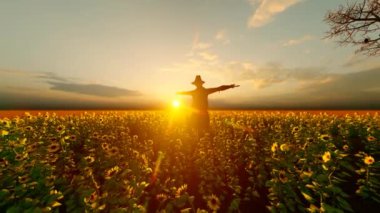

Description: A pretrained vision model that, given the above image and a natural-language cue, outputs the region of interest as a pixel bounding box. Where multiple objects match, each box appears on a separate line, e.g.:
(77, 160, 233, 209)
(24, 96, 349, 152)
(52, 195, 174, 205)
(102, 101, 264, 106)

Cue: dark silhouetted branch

(325, 0, 380, 56)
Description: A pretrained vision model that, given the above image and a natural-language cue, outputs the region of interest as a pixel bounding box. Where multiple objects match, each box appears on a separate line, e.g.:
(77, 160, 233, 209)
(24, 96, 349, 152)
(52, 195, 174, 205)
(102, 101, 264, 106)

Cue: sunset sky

(1, 0, 380, 109)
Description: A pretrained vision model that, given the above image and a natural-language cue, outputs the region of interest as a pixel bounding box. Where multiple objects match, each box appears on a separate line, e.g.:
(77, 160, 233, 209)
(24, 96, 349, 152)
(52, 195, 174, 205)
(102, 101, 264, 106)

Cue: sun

(172, 100, 181, 108)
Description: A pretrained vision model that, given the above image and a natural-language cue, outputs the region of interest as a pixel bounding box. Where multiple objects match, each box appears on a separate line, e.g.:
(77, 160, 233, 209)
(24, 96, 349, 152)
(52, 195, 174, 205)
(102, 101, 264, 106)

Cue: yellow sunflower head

(47, 154, 59, 163)
(26, 143, 38, 153)
(47, 143, 60, 153)
(101, 143, 109, 151)
(280, 143, 290, 152)
(105, 166, 120, 180)
(18, 175, 29, 183)
(364, 156, 375, 165)
(320, 134, 331, 142)
(271, 142, 278, 153)
(367, 136, 376, 142)
(69, 135, 77, 141)
(25, 126, 33, 131)
(322, 151, 331, 163)
(84, 156, 95, 164)
(206, 194, 221, 211)
(279, 170, 288, 183)
(0, 130, 9, 136)
(107, 147, 119, 157)
(156, 193, 168, 202)
(56, 125, 65, 132)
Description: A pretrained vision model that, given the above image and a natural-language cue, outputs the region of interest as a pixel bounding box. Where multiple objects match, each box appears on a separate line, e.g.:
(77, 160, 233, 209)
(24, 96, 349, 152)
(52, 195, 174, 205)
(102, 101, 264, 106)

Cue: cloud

(37, 72, 70, 82)
(47, 81, 141, 97)
(248, 0, 303, 28)
(198, 51, 218, 61)
(222, 62, 328, 89)
(36, 72, 142, 98)
(233, 67, 380, 109)
(187, 33, 213, 58)
(296, 68, 380, 108)
(303, 68, 380, 95)
(192, 33, 212, 51)
(215, 30, 230, 44)
(0, 88, 153, 110)
(0, 69, 142, 100)
(283, 35, 314, 47)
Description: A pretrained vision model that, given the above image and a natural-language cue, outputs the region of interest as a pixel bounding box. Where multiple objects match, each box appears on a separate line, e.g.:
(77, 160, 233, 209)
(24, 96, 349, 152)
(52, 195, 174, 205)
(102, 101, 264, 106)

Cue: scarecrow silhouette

(177, 75, 239, 131)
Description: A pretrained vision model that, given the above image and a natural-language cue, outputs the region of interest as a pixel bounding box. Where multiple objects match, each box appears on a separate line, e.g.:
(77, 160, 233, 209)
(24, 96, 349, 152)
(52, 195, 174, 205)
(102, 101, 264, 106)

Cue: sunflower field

(0, 111, 379, 212)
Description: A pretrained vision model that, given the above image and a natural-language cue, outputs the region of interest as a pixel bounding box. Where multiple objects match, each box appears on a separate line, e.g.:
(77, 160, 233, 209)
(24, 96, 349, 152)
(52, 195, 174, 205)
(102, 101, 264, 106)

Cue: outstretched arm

(207, 84, 239, 94)
(176, 90, 193, 95)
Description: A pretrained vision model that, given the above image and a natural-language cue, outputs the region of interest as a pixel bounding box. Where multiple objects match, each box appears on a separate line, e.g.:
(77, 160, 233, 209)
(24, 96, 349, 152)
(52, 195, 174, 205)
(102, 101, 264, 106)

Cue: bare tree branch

(324, 0, 380, 56)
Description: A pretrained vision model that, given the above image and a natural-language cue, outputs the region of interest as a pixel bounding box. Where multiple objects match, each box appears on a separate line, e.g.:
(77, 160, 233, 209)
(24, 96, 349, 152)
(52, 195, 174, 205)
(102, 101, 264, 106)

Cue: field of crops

(0, 111, 379, 212)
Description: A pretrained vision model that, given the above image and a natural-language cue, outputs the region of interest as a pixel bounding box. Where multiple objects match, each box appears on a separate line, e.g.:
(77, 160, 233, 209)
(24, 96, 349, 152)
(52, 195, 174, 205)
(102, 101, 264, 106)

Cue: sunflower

(364, 156, 375, 165)
(292, 127, 300, 133)
(93, 132, 100, 139)
(156, 193, 168, 202)
(367, 136, 376, 142)
(18, 175, 29, 183)
(24, 126, 33, 131)
(68, 135, 77, 141)
(0, 130, 9, 136)
(123, 184, 135, 197)
(322, 151, 331, 163)
(206, 194, 221, 211)
(101, 143, 109, 151)
(26, 143, 38, 153)
(342, 144, 349, 151)
(271, 142, 278, 153)
(107, 146, 119, 157)
(146, 139, 154, 146)
(47, 143, 60, 153)
(0, 158, 9, 167)
(85, 156, 95, 164)
(25, 112, 32, 119)
(49, 137, 58, 143)
(280, 143, 290, 152)
(320, 134, 331, 141)
(105, 166, 120, 180)
(47, 154, 59, 163)
(56, 125, 65, 132)
(279, 170, 288, 183)
(175, 184, 188, 198)
(8, 140, 16, 148)
(1, 119, 11, 127)
(84, 167, 93, 176)
(306, 138, 314, 143)
(15, 153, 26, 161)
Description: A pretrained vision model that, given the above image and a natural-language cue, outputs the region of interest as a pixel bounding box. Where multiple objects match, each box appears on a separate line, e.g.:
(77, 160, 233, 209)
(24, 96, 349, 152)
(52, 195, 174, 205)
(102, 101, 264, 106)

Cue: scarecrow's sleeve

(176, 90, 193, 95)
(207, 84, 239, 94)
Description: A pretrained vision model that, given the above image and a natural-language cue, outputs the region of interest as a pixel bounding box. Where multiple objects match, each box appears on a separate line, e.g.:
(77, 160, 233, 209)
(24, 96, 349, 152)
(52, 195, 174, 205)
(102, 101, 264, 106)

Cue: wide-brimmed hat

(192, 75, 205, 85)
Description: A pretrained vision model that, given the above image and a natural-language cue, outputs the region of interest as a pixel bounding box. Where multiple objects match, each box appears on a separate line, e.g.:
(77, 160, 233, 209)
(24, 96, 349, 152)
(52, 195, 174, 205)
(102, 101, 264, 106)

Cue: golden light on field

(172, 99, 181, 108)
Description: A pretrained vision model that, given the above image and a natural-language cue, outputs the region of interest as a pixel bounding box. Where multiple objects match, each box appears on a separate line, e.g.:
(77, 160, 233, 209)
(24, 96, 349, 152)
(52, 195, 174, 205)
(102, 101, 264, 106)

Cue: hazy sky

(1, 0, 379, 109)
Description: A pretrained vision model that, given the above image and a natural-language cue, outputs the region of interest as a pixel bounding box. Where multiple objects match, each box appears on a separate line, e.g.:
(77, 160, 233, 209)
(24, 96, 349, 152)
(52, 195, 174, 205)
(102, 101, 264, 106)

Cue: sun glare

(172, 100, 181, 108)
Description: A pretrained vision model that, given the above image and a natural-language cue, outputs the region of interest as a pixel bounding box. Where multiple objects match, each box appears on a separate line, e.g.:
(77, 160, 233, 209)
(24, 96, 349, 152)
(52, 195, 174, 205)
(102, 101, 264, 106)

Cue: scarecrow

(177, 75, 239, 131)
